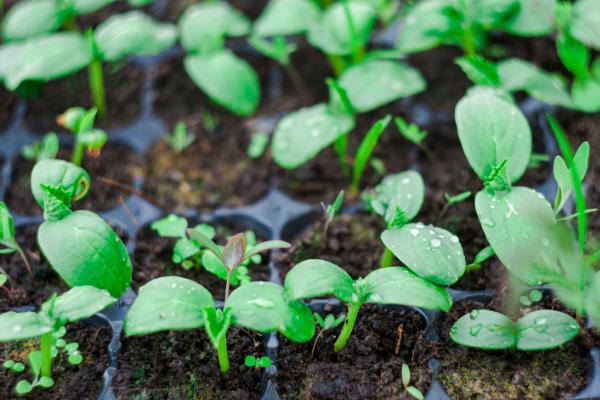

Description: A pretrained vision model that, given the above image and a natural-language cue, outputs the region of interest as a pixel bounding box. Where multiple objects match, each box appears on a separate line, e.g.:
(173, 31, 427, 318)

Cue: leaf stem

(88, 58, 106, 117)
(380, 247, 394, 267)
(41, 332, 52, 378)
(334, 134, 350, 180)
(334, 302, 361, 352)
(224, 270, 232, 302)
(217, 334, 230, 374)
(71, 138, 85, 167)
(327, 55, 346, 76)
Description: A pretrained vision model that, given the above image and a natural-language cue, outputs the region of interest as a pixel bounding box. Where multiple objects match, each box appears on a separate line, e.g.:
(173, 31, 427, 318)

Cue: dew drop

(416, 222, 425, 229)
(481, 218, 495, 227)
(248, 298, 275, 308)
(450, 236, 459, 244)
(402, 178, 410, 184)
(13, 325, 21, 333)
(469, 323, 483, 336)
(469, 310, 480, 320)
(541, 237, 550, 247)
(431, 239, 441, 248)
(410, 228, 420, 237)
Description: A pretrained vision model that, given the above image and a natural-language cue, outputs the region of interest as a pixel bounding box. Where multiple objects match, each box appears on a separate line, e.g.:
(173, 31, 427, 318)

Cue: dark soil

(112, 328, 265, 400)
(0, 224, 67, 312)
(0, 88, 16, 132)
(0, 322, 112, 400)
(24, 64, 143, 135)
(275, 213, 386, 280)
(132, 222, 269, 299)
(421, 294, 595, 400)
(277, 304, 430, 400)
(5, 142, 143, 215)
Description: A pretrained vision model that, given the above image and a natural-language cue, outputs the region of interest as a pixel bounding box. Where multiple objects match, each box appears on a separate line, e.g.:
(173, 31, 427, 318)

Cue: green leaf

(223, 233, 247, 270)
(13, 362, 25, 373)
(395, 0, 451, 54)
(353, 115, 392, 191)
(78, 129, 107, 150)
(554, 142, 590, 212)
(202, 307, 232, 349)
(15, 380, 32, 395)
(184, 50, 260, 116)
(402, 363, 410, 386)
(254, 0, 321, 37)
(21, 132, 60, 162)
(2, 0, 61, 42)
(271, 103, 354, 169)
(455, 89, 531, 183)
(258, 356, 272, 368)
(125, 277, 214, 336)
(503, 0, 555, 36)
(364, 170, 424, 224)
(307, 1, 377, 56)
(557, 32, 590, 81)
(73, 0, 117, 15)
(516, 310, 579, 350)
(585, 271, 600, 328)
(187, 228, 224, 264)
(30, 159, 90, 210)
(0, 274, 7, 286)
(472, 245, 495, 265)
(0, 202, 17, 252)
(38, 210, 132, 297)
(179, 2, 250, 53)
(1, 32, 92, 91)
(3, 360, 14, 369)
(173, 238, 200, 264)
(364, 267, 452, 311)
(242, 240, 290, 263)
(42, 286, 116, 323)
(38, 376, 55, 388)
(247, 132, 270, 159)
(394, 117, 427, 145)
(0, 312, 52, 342)
(475, 187, 582, 287)
(569, 0, 600, 49)
(381, 223, 466, 285)
(128, 0, 155, 6)
(338, 60, 426, 113)
(151, 215, 188, 238)
(28, 351, 42, 375)
(244, 355, 257, 367)
(455, 55, 501, 87)
(572, 78, 600, 113)
(406, 386, 424, 400)
(94, 11, 177, 62)
(450, 309, 516, 350)
(284, 259, 355, 303)
(227, 281, 315, 343)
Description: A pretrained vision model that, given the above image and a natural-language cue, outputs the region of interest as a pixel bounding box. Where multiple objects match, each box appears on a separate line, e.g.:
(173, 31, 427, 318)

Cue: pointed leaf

(223, 233, 247, 270)
(284, 259, 355, 303)
(503, 0, 555, 36)
(202, 307, 232, 349)
(45, 286, 116, 322)
(569, 0, 600, 49)
(254, 0, 320, 37)
(151, 215, 188, 238)
(450, 310, 516, 350)
(187, 228, 224, 264)
(242, 240, 290, 262)
(516, 309, 579, 350)
(364, 170, 424, 224)
(2, 0, 61, 42)
(0, 312, 52, 342)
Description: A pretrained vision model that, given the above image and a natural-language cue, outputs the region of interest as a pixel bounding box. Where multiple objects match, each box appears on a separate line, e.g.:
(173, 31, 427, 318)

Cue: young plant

(321, 190, 344, 243)
(465, 245, 494, 272)
(0, 201, 33, 277)
(21, 132, 59, 162)
(31, 159, 132, 297)
(438, 190, 472, 222)
(284, 259, 454, 352)
(244, 355, 272, 370)
(520, 289, 543, 307)
(187, 228, 291, 300)
(125, 276, 315, 374)
(310, 312, 346, 360)
(57, 107, 107, 166)
(164, 122, 195, 153)
(401, 364, 424, 400)
(0, 286, 116, 395)
(247, 132, 270, 160)
(394, 117, 430, 157)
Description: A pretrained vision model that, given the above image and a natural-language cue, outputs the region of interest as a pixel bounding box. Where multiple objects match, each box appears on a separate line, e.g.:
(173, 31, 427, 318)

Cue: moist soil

(132, 223, 269, 299)
(5, 143, 143, 216)
(0, 322, 112, 400)
(112, 328, 264, 400)
(419, 294, 597, 400)
(277, 304, 429, 400)
(275, 213, 386, 280)
(0, 88, 16, 132)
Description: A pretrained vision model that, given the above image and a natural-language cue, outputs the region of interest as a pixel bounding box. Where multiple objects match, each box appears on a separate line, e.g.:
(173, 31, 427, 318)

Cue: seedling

(125, 276, 315, 374)
(21, 132, 59, 162)
(310, 312, 346, 360)
(450, 309, 580, 351)
(247, 132, 270, 160)
(438, 191, 472, 222)
(520, 289, 543, 307)
(284, 259, 454, 352)
(0, 286, 116, 394)
(31, 159, 132, 297)
(244, 355, 272, 370)
(321, 190, 344, 243)
(394, 117, 431, 157)
(465, 245, 494, 272)
(0, 268, 8, 292)
(401, 364, 424, 400)
(0, 201, 33, 277)
(164, 122, 195, 153)
(187, 228, 290, 300)
(57, 107, 107, 166)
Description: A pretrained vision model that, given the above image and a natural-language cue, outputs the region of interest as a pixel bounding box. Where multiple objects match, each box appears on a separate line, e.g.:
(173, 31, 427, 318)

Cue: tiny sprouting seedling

(465, 245, 494, 272)
(401, 364, 424, 400)
(125, 276, 315, 374)
(0, 201, 33, 277)
(394, 116, 431, 157)
(553, 141, 589, 216)
(247, 132, 270, 160)
(31, 159, 132, 297)
(0, 286, 116, 394)
(438, 191, 472, 222)
(187, 228, 291, 300)
(284, 259, 454, 352)
(57, 107, 107, 166)
(244, 355, 272, 370)
(528, 153, 550, 169)
(321, 190, 344, 244)
(520, 289, 543, 307)
(21, 132, 59, 162)
(310, 312, 346, 360)
(450, 309, 580, 351)
(201, 109, 219, 133)
(370, 157, 386, 177)
(3, 359, 25, 374)
(164, 122, 195, 153)
(0, 268, 8, 292)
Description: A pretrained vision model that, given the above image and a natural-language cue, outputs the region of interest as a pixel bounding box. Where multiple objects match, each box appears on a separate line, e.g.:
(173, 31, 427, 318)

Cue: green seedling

(21, 132, 59, 162)
(178, 2, 260, 116)
(438, 191, 472, 222)
(310, 312, 346, 360)
(284, 259, 454, 352)
(164, 122, 195, 153)
(0, 201, 33, 277)
(520, 289, 543, 307)
(0, 268, 8, 292)
(465, 245, 494, 272)
(187, 228, 290, 300)
(247, 132, 270, 160)
(244, 355, 272, 370)
(450, 309, 580, 351)
(31, 159, 132, 297)
(321, 190, 344, 243)
(57, 107, 107, 166)
(528, 153, 550, 169)
(401, 364, 424, 400)
(125, 276, 315, 374)
(3, 360, 25, 373)
(0, 286, 116, 395)
(394, 117, 431, 157)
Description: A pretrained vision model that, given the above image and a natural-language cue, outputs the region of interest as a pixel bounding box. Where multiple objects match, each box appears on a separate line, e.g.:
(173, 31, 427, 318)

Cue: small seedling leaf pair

(254, 0, 320, 37)
(402, 364, 424, 400)
(553, 141, 590, 214)
(244, 355, 272, 369)
(164, 122, 195, 153)
(450, 309, 580, 351)
(21, 132, 59, 162)
(57, 107, 107, 166)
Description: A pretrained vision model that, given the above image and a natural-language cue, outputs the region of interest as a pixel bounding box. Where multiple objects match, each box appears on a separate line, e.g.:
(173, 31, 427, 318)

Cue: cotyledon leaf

(2, 0, 61, 42)
(30, 159, 90, 208)
(365, 170, 424, 223)
(254, 0, 321, 37)
(450, 310, 516, 350)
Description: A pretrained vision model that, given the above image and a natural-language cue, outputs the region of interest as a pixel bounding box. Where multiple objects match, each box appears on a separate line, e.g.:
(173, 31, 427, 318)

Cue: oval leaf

(0, 312, 52, 342)
(2, 0, 61, 42)
(450, 309, 516, 350)
(503, 0, 555, 37)
(569, 0, 600, 49)
(46, 286, 116, 322)
(516, 309, 579, 350)
(31, 159, 90, 209)
(284, 259, 355, 303)
(365, 170, 424, 224)
(254, 0, 320, 37)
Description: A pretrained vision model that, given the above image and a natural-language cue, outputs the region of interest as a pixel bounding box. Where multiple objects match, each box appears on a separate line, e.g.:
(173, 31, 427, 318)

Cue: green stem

(327, 55, 346, 76)
(340, 0, 362, 64)
(41, 332, 52, 378)
(88, 58, 106, 117)
(334, 134, 350, 180)
(334, 302, 361, 352)
(380, 247, 394, 267)
(462, 28, 476, 56)
(217, 334, 230, 374)
(71, 138, 85, 166)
